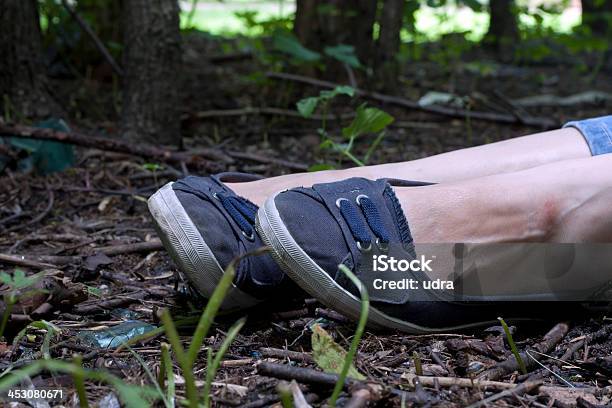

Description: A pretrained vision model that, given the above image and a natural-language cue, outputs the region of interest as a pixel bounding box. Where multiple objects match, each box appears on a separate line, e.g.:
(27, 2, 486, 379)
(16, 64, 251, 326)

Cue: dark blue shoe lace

(336, 195, 390, 251)
(216, 193, 258, 240)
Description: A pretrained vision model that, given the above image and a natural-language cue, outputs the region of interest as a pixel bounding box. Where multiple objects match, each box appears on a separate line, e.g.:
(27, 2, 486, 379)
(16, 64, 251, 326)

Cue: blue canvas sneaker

(256, 178, 607, 333)
(148, 173, 299, 310)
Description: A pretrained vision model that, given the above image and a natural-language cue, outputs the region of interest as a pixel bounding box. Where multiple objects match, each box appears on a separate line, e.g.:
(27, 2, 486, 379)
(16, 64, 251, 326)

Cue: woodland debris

(73, 291, 146, 314)
(2, 188, 54, 234)
(402, 374, 520, 390)
(540, 386, 602, 408)
(478, 323, 569, 380)
(344, 388, 373, 408)
(465, 380, 543, 408)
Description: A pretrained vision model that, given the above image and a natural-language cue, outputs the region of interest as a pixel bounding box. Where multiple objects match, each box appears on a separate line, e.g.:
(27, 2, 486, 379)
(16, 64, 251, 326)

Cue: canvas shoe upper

(148, 173, 299, 310)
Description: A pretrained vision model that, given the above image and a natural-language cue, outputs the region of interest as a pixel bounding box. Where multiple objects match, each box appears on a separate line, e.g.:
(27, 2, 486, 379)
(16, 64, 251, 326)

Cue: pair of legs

(229, 126, 612, 243)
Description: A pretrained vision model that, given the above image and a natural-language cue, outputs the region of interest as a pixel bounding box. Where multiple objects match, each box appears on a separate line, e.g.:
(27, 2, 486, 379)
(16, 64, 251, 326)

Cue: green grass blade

(186, 248, 270, 367)
(40, 321, 60, 360)
(277, 381, 294, 408)
(72, 355, 89, 408)
(161, 309, 199, 408)
(160, 343, 175, 407)
(498, 317, 527, 375)
(203, 317, 246, 408)
(125, 344, 171, 408)
(364, 131, 386, 163)
(329, 264, 369, 407)
(186, 259, 237, 367)
(0, 297, 15, 339)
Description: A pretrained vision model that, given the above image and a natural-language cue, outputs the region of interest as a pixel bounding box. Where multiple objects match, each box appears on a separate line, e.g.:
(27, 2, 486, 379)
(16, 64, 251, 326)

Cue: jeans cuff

(563, 115, 612, 156)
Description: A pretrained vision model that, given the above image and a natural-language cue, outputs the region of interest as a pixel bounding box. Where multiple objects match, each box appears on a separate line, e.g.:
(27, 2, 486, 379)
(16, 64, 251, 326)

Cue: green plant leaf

(318, 139, 336, 150)
(320, 85, 355, 99)
(273, 32, 321, 62)
(296, 97, 319, 118)
(296, 86, 354, 118)
(324, 44, 361, 68)
(0, 272, 12, 285)
(342, 104, 394, 140)
(311, 325, 365, 380)
(142, 163, 163, 172)
(308, 163, 336, 172)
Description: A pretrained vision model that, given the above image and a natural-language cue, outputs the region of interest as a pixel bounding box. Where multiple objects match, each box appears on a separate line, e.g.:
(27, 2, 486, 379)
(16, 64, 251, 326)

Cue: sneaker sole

(256, 192, 502, 334)
(148, 182, 260, 310)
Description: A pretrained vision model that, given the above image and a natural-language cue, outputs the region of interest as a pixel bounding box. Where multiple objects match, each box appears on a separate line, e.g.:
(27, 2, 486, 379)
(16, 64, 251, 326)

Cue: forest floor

(0, 33, 611, 407)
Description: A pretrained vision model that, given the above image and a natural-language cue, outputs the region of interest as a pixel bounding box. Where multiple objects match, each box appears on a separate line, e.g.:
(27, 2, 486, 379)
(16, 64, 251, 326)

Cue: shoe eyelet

(376, 238, 389, 252)
(242, 230, 255, 241)
(335, 198, 350, 208)
(355, 194, 369, 206)
(357, 240, 372, 252)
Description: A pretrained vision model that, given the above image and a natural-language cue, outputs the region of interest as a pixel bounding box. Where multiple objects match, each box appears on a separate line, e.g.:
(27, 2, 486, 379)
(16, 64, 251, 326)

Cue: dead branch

(60, 0, 124, 77)
(0, 253, 59, 270)
(267, 71, 558, 129)
(259, 347, 314, 363)
(0, 122, 309, 171)
(96, 240, 164, 256)
(3, 188, 54, 234)
(182, 107, 355, 121)
(402, 374, 518, 390)
(258, 361, 352, 387)
(0, 123, 232, 165)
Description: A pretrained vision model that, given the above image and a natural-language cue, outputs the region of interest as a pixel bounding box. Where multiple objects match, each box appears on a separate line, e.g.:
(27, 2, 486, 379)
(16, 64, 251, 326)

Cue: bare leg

(230, 127, 590, 205)
(395, 154, 612, 243)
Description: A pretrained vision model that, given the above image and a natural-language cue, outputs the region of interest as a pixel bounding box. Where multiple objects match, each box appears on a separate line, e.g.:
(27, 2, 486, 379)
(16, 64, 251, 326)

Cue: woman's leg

(395, 153, 612, 243)
(231, 127, 590, 205)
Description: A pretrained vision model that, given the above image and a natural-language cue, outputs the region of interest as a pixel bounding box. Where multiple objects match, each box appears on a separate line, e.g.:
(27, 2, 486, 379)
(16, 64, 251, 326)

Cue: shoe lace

(336, 195, 390, 251)
(216, 193, 258, 240)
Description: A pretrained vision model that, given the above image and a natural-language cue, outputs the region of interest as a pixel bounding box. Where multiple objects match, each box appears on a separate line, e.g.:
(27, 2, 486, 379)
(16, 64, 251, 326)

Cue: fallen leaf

(311, 324, 365, 380)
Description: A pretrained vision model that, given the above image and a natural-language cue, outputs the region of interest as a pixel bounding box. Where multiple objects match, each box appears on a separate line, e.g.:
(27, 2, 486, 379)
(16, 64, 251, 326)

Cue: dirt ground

(0, 34, 611, 407)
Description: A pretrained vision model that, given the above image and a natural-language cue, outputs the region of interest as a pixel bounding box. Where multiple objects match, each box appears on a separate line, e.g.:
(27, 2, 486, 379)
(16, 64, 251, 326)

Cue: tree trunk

(121, 0, 181, 145)
(0, 0, 59, 119)
(377, 0, 405, 64)
(485, 0, 519, 58)
(342, 0, 378, 65)
(294, 0, 320, 50)
(581, 0, 612, 35)
(376, 0, 405, 88)
(294, 0, 378, 65)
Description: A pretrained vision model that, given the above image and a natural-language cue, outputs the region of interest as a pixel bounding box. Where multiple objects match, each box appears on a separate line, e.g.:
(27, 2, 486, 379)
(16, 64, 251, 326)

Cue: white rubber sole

(256, 192, 500, 334)
(148, 182, 260, 310)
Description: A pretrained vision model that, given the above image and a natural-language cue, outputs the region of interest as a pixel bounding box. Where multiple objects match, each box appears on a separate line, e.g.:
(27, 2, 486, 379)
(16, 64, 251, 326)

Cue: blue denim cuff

(563, 115, 612, 156)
